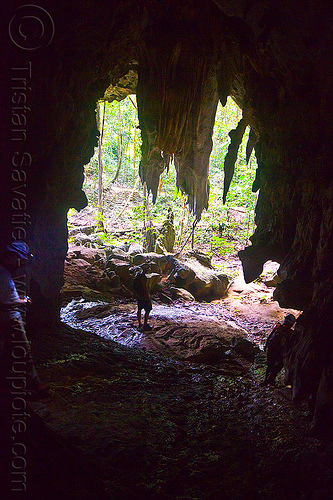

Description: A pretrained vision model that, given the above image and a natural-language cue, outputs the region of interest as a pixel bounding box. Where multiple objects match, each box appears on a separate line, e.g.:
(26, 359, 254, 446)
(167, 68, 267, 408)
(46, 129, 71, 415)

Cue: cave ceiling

(98, 0, 333, 235)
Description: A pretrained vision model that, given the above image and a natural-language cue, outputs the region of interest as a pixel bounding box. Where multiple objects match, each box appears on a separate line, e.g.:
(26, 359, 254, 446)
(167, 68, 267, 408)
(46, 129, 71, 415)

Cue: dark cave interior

(1, 0, 333, 495)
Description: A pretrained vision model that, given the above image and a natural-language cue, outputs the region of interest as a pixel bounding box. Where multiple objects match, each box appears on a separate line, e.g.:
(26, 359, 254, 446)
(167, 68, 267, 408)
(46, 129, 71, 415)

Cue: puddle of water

(150, 304, 190, 320)
(61, 300, 209, 348)
(61, 299, 143, 347)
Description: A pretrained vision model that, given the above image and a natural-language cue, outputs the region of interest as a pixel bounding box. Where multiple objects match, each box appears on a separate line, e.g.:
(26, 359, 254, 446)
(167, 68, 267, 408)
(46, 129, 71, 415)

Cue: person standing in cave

(132, 266, 152, 331)
(263, 313, 296, 385)
(0, 242, 49, 398)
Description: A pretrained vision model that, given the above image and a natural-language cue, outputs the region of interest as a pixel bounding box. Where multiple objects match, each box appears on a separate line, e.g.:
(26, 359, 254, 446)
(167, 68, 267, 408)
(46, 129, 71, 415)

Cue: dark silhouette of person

(264, 313, 296, 385)
(0, 242, 49, 398)
(132, 266, 152, 331)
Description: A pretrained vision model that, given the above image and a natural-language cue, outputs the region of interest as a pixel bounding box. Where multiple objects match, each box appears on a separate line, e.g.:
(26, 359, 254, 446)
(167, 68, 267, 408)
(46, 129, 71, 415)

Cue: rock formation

(63, 245, 229, 303)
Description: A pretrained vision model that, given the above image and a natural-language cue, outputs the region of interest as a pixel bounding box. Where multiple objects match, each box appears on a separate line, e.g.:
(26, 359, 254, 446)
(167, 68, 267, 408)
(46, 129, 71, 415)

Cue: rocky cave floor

(21, 263, 333, 500)
(14, 204, 333, 499)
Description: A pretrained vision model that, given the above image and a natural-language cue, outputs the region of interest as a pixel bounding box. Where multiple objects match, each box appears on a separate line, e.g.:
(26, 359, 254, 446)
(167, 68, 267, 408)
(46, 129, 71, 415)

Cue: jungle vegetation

(72, 96, 258, 261)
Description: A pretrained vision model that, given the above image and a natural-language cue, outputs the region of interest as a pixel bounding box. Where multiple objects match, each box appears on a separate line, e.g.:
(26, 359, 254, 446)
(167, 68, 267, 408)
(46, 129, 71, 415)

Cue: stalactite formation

(136, 1, 221, 218)
(222, 117, 247, 204)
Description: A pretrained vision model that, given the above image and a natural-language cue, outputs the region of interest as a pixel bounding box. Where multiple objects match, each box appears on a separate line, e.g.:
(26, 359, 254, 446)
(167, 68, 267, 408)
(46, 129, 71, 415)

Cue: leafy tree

(81, 96, 258, 258)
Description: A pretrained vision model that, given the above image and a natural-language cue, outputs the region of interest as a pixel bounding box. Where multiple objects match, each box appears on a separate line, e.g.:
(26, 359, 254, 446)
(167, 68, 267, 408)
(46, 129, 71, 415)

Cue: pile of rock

(62, 244, 229, 303)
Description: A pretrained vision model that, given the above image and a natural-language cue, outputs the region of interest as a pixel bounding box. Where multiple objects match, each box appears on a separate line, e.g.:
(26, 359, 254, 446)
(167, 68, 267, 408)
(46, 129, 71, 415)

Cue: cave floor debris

(20, 283, 333, 500)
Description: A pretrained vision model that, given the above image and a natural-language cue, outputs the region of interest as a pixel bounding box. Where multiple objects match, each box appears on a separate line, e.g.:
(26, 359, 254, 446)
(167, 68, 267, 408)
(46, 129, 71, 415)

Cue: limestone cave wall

(1, 0, 333, 435)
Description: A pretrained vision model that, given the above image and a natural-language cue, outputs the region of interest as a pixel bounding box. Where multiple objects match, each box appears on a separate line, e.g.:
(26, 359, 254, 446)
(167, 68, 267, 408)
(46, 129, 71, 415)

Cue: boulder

(131, 253, 229, 301)
(158, 291, 173, 304)
(101, 245, 115, 257)
(131, 253, 169, 272)
(128, 243, 145, 256)
(230, 336, 260, 362)
(147, 261, 161, 274)
(143, 223, 157, 252)
(157, 208, 176, 252)
(186, 250, 213, 268)
(167, 260, 196, 288)
(64, 258, 105, 289)
(94, 276, 118, 292)
(146, 272, 162, 292)
(188, 273, 229, 302)
(68, 225, 96, 236)
(67, 245, 106, 269)
(89, 232, 109, 247)
(71, 233, 94, 247)
(169, 287, 196, 301)
(106, 258, 133, 286)
(161, 224, 175, 253)
(129, 260, 161, 275)
(105, 270, 121, 288)
(150, 314, 249, 365)
(61, 285, 114, 303)
(64, 247, 131, 299)
(64, 247, 229, 304)
(117, 243, 130, 252)
(184, 260, 229, 301)
(106, 247, 129, 262)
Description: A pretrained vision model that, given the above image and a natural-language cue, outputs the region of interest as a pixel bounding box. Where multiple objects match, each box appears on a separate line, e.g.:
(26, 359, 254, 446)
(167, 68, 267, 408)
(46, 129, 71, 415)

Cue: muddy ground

(4, 263, 331, 500)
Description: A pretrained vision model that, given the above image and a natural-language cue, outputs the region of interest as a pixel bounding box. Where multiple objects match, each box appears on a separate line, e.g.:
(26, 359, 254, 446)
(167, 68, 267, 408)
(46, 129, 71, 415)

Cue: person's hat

(284, 314, 296, 325)
(6, 242, 32, 260)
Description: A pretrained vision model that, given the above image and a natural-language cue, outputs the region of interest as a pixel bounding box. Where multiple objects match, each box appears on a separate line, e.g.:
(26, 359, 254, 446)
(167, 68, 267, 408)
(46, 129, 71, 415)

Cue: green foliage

(94, 231, 118, 246)
(81, 95, 258, 259)
(131, 204, 145, 221)
(84, 98, 141, 191)
(93, 209, 107, 226)
(68, 208, 77, 217)
(210, 235, 234, 257)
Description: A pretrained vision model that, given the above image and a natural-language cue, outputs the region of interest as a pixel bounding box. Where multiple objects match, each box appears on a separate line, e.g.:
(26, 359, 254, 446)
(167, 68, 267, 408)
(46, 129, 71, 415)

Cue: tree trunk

(96, 101, 105, 231)
(111, 101, 123, 183)
(143, 184, 156, 251)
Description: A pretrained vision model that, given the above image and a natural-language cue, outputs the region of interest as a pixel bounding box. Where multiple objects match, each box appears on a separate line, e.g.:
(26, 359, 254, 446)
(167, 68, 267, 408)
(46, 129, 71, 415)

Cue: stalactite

(223, 117, 247, 203)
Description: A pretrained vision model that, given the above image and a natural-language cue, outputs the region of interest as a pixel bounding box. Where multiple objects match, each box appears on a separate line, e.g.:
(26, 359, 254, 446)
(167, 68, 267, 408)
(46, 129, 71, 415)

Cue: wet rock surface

(61, 301, 252, 367)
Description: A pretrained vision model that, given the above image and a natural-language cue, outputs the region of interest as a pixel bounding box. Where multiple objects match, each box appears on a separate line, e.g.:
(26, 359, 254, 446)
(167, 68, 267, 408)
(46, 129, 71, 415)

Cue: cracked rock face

(1, 0, 333, 436)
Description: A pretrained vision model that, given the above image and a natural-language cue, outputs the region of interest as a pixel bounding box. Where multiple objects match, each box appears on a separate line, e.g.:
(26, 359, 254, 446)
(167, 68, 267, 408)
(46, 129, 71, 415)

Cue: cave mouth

(69, 95, 258, 265)
(63, 93, 279, 365)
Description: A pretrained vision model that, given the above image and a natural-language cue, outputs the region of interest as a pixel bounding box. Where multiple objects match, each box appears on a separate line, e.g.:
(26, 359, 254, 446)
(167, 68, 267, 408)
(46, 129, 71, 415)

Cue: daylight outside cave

(69, 96, 258, 267)
(56, 92, 309, 499)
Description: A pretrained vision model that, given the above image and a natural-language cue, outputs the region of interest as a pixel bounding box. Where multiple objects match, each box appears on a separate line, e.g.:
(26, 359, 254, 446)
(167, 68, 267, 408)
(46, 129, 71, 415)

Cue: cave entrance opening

(68, 95, 258, 269)
(62, 94, 289, 370)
